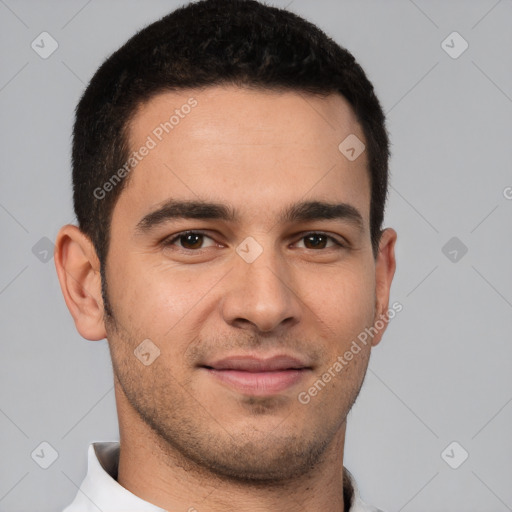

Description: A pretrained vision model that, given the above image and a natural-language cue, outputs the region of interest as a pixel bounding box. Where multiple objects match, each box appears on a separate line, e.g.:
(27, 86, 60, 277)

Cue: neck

(116, 384, 349, 511)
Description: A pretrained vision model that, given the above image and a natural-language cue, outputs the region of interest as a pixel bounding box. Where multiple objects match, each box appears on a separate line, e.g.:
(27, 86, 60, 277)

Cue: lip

(200, 354, 312, 396)
(204, 354, 310, 372)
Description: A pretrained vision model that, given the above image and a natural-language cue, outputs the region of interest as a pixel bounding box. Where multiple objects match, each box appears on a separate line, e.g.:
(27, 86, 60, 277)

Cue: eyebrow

(135, 199, 365, 234)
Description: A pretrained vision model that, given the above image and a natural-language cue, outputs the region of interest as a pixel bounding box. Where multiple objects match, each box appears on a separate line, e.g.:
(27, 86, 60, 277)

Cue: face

(101, 85, 395, 482)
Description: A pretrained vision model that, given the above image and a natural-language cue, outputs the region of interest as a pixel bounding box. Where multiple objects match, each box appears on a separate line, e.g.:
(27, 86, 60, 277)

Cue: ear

(54, 225, 107, 341)
(371, 228, 397, 347)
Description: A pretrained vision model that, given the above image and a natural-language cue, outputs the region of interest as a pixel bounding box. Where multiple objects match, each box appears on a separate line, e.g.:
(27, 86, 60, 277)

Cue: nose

(220, 242, 302, 334)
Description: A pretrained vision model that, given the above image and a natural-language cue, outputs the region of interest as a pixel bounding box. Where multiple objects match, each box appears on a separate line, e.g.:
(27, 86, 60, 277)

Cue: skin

(55, 85, 397, 512)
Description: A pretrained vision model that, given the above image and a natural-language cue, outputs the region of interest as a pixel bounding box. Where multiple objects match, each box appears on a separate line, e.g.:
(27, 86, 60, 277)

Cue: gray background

(0, 0, 511, 511)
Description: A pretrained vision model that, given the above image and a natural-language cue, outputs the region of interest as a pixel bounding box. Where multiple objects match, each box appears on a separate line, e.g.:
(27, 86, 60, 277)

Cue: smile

(200, 354, 312, 396)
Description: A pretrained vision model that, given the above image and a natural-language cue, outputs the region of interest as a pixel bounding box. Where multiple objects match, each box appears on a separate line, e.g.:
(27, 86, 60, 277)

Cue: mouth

(199, 354, 312, 396)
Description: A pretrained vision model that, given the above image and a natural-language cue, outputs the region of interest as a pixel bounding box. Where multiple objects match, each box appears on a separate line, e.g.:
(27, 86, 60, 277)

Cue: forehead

(115, 85, 370, 230)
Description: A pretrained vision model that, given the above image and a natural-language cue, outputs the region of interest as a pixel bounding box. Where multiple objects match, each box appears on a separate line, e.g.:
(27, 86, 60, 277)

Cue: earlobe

(54, 225, 107, 341)
(371, 228, 397, 347)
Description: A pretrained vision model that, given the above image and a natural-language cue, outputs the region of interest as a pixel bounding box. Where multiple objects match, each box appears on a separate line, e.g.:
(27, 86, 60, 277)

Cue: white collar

(63, 442, 384, 512)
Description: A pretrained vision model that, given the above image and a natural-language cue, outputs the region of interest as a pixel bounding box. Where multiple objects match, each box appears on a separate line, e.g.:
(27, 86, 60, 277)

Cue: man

(55, 0, 397, 510)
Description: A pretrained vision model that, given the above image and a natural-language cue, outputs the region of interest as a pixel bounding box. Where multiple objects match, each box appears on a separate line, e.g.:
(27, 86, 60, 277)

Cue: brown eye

(303, 234, 328, 249)
(178, 233, 203, 249)
(297, 233, 344, 250)
(164, 231, 216, 250)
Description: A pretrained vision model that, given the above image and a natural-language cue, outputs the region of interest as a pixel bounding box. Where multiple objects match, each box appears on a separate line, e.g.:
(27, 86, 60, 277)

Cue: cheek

(108, 256, 225, 340)
(303, 264, 375, 346)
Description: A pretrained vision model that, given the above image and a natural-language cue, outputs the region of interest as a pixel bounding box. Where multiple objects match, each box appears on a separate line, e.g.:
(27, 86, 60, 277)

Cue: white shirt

(63, 442, 384, 512)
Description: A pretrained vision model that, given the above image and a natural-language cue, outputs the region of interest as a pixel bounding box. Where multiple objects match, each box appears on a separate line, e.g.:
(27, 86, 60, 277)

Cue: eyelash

(162, 230, 347, 252)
